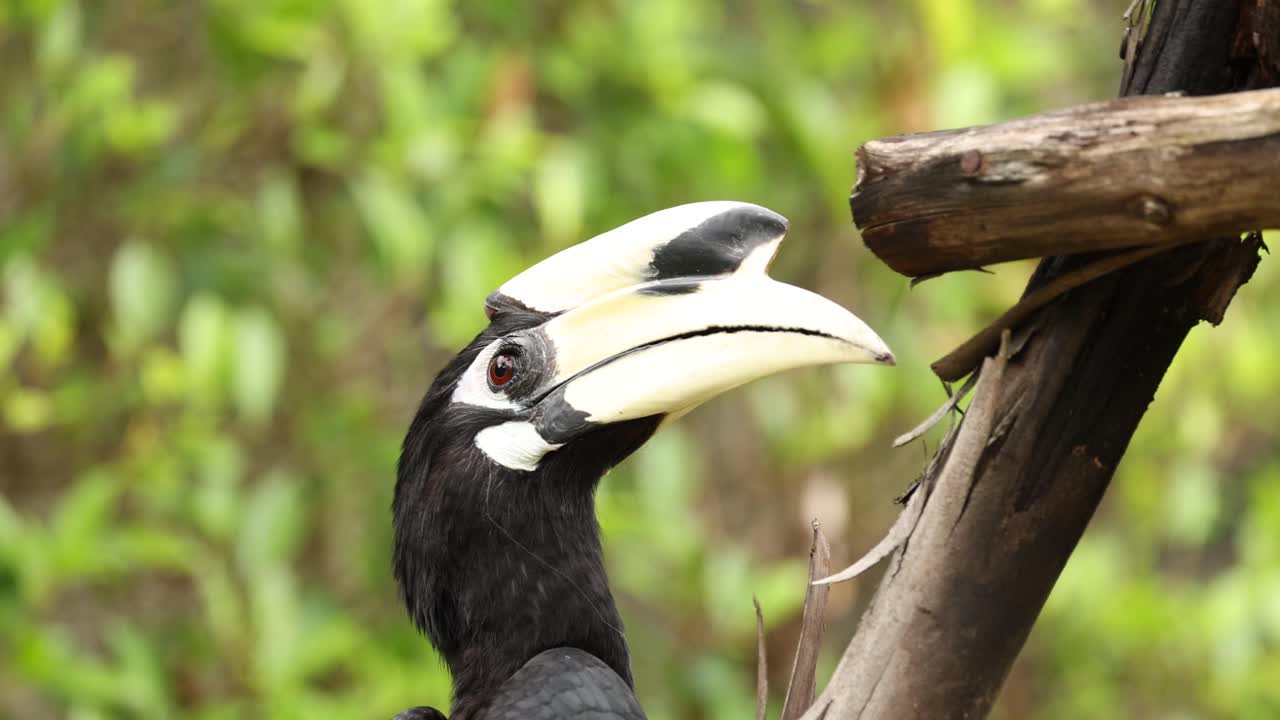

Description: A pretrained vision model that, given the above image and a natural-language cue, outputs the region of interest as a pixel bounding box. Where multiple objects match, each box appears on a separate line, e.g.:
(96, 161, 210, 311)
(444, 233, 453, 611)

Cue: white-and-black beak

(450, 202, 894, 471)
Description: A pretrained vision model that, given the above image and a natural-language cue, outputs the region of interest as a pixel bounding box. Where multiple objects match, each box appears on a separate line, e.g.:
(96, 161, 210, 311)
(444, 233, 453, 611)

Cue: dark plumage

(394, 309, 658, 718)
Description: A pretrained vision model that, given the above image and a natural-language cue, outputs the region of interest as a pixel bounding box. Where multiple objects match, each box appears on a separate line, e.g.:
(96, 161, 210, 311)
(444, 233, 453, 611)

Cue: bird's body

(396, 649, 644, 720)
(393, 203, 891, 718)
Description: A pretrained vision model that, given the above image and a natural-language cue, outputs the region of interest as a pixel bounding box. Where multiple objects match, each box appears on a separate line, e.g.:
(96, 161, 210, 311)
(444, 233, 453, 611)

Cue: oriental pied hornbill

(392, 202, 892, 720)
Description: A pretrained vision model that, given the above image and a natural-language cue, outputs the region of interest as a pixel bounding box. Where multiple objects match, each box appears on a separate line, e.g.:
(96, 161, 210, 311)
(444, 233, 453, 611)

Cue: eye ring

(487, 350, 518, 389)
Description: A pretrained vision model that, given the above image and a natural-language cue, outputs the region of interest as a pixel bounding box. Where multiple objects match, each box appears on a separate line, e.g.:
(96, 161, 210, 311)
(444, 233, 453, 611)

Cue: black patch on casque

(648, 205, 787, 281)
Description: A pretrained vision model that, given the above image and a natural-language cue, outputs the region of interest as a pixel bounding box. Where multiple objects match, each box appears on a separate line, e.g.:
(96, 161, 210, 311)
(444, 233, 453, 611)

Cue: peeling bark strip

(780, 523, 831, 720)
(806, 1, 1276, 718)
(851, 87, 1280, 278)
(930, 243, 1171, 382)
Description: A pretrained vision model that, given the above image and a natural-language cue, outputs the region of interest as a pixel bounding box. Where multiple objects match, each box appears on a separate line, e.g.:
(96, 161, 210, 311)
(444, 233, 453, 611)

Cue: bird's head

(393, 202, 893, 681)
(404, 201, 891, 471)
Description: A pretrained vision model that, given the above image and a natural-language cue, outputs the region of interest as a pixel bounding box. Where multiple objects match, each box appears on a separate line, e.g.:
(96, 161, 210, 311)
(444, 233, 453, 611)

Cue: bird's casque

(392, 202, 893, 720)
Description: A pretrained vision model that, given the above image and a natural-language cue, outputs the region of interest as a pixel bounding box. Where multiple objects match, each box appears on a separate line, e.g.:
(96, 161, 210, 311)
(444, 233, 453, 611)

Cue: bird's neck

(396, 415, 663, 718)
(448, 476, 631, 717)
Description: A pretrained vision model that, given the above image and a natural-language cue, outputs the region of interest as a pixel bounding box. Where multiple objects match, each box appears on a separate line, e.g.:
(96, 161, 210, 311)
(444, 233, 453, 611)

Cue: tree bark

(803, 2, 1277, 718)
(851, 87, 1280, 279)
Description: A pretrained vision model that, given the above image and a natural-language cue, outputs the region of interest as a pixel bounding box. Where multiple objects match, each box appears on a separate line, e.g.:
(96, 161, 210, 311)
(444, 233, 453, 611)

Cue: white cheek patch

(475, 421, 563, 472)
(451, 340, 520, 411)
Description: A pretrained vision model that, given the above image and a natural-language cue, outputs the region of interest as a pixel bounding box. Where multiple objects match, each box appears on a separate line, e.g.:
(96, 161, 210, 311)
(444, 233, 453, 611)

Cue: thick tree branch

(806, 2, 1277, 718)
(852, 87, 1280, 279)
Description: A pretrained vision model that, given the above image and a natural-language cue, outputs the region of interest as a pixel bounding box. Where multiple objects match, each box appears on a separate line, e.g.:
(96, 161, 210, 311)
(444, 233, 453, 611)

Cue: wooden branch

(807, 1, 1277, 718)
(852, 87, 1280, 278)
(780, 522, 831, 720)
(803, 337, 1011, 720)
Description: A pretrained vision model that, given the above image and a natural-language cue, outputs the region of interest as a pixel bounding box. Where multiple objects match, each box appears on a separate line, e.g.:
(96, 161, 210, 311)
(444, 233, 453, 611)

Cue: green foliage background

(2, 1, 1278, 718)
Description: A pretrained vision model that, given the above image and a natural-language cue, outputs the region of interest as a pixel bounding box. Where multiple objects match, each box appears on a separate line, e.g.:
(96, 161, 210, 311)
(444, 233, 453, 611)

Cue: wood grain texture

(851, 87, 1280, 278)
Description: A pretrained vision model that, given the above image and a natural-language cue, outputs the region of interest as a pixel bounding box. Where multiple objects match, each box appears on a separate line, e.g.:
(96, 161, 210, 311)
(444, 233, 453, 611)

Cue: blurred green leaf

(189, 550, 244, 650)
(1165, 461, 1220, 546)
(105, 622, 173, 715)
(104, 98, 179, 154)
(685, 81, 767, 139)
(50, 470, 120, 576)
(351, 170, 433, 283)
(533, 139, 588, 246)
(193, 437, 246, 541)
(65, 54, 134, 118)
(633, 428, 700, 559)
(236, 471, 306, 578)
(140, 347, 188, 403)
(232, 307, 286, 423)
(250, 569, 302, 693)
(4, 387, 55, 432)
(432, 221, 525, 346)
(179, 293, 232, 403)
(109, 240, 177, 354)
(3, 255, 76, 367)
(257, 171, 304, 256)
(36, 0, 80, 78)
(933, 63, 1000, 127)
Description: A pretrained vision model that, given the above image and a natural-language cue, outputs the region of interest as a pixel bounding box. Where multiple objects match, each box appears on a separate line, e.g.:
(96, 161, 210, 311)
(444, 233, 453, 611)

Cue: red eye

(488, 352, 517, 388)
